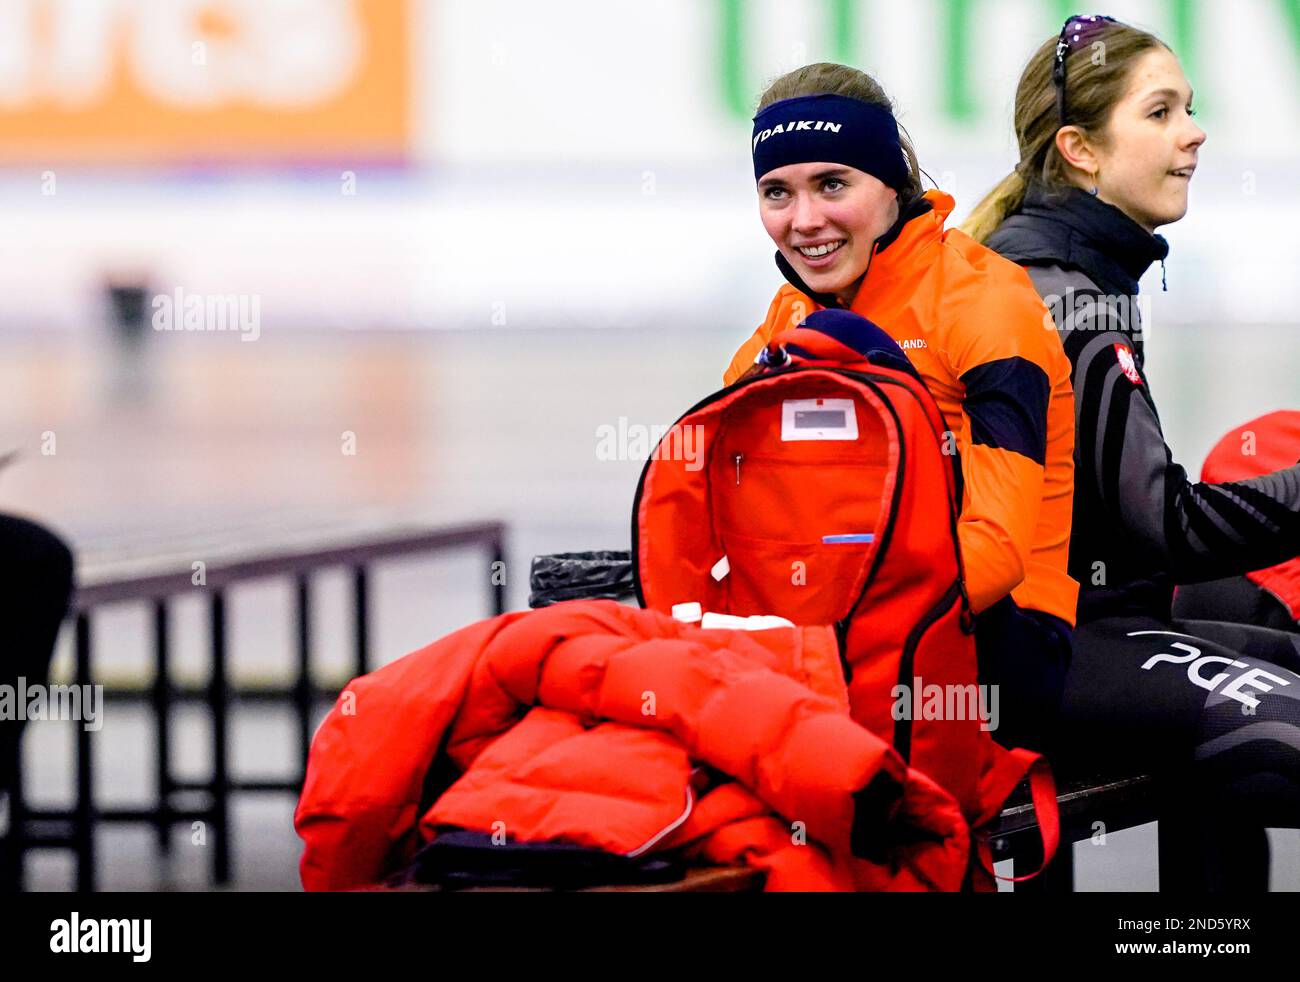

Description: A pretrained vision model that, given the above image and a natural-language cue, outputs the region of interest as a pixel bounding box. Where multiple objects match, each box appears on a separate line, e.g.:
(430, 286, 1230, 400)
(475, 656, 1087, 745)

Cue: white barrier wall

(1, 0, 1297, 333)
(425, 0, 1300, 162)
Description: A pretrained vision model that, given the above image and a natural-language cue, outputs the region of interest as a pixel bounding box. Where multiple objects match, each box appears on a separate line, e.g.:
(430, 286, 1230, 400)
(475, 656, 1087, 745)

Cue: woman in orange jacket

(729, 62, 1078, 752)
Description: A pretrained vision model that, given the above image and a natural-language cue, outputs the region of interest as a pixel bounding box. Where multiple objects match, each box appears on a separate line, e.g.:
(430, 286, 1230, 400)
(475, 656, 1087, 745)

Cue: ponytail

(961, 169, 1028, 245)
(963, 22, 1167, 245)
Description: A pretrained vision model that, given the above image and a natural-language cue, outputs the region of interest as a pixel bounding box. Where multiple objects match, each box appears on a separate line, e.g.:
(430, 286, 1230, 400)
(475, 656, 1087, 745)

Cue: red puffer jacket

(1201, 411, 1300, 622)
(295, 600, 970, 891)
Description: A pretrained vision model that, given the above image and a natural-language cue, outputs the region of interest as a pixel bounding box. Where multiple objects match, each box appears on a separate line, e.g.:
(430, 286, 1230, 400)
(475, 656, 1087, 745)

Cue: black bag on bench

(528, 550, 634, 608)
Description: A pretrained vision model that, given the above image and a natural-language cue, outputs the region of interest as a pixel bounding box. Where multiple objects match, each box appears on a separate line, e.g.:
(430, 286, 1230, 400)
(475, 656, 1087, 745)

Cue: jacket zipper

(624, 784, 694, 858)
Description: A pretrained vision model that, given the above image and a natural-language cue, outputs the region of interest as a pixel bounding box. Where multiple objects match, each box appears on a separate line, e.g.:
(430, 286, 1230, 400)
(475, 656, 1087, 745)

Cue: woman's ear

(1054, 125, 1098, 176)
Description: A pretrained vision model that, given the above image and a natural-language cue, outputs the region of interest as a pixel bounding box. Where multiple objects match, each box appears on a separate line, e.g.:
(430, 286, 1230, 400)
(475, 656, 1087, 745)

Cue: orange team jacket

(725, 190, 1078, 624)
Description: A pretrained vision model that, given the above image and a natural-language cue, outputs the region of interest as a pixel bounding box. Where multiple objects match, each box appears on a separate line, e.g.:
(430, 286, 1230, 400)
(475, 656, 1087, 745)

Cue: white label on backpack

(710, 555, 730, 581)
(781, 399, 858, 441)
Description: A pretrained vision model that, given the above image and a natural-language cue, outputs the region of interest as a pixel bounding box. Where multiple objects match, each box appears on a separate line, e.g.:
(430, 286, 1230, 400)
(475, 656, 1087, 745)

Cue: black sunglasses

(1053, 14, 1118, 127)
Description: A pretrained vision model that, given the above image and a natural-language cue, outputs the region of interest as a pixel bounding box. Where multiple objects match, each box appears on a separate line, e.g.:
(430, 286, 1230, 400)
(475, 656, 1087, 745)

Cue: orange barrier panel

(0, 0, 410, 164)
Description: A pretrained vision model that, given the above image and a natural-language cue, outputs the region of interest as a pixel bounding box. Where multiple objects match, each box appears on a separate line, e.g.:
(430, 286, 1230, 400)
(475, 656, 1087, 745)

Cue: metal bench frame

(986, 773, 1158, 891)
(2, 520, 507, 892)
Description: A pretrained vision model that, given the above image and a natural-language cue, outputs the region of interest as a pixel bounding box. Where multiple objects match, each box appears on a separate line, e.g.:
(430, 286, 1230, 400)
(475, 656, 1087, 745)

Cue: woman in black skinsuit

(967, 15, 1300, 890)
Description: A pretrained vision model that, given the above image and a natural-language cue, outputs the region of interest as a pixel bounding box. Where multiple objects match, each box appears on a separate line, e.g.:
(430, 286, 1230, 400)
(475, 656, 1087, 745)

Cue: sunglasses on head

(1053, 14, 1118, 127)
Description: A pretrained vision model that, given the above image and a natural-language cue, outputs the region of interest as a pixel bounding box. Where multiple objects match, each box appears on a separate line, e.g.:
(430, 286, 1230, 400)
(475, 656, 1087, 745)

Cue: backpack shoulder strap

(974, 747, 1060, 883)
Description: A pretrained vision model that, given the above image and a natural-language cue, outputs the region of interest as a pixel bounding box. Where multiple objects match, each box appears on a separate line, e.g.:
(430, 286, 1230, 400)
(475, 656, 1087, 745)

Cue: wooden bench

(372, 772, 1161, 893)
(355, 771, 1161, 894)
(418, 775, 1160, 894)
(365, 865, 767, 893)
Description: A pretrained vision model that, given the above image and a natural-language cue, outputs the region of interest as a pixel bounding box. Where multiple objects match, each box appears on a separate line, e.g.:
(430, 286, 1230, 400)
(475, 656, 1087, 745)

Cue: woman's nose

(791, 193, 824, 233)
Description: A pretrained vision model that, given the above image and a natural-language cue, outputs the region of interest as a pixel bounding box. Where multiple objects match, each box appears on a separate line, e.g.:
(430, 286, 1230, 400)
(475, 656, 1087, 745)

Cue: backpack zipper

(892, 578, 964, 763)
(630, 365, 962, 616)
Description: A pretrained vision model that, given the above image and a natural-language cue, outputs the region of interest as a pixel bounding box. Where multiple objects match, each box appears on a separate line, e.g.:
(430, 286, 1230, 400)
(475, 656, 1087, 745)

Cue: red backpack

(631, 314, 1058, 887)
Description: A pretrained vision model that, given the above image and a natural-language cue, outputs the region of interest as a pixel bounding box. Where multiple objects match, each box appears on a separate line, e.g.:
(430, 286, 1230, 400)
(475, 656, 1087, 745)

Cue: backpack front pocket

(717, 527, 872, 622)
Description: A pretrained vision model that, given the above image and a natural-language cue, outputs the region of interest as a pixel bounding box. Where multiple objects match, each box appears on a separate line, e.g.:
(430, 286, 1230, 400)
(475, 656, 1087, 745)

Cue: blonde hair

(963, 23, 1168, 244)
(757, 62, 925, 207)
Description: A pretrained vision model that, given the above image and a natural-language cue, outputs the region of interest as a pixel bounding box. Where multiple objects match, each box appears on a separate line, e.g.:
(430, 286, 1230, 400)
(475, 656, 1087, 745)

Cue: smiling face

(757, 162, 900, 307)
(1077, 48, 1207, 231)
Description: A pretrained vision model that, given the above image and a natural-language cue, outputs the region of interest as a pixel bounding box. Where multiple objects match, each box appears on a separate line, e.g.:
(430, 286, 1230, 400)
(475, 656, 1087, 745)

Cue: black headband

(752, 93, 909, 192)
